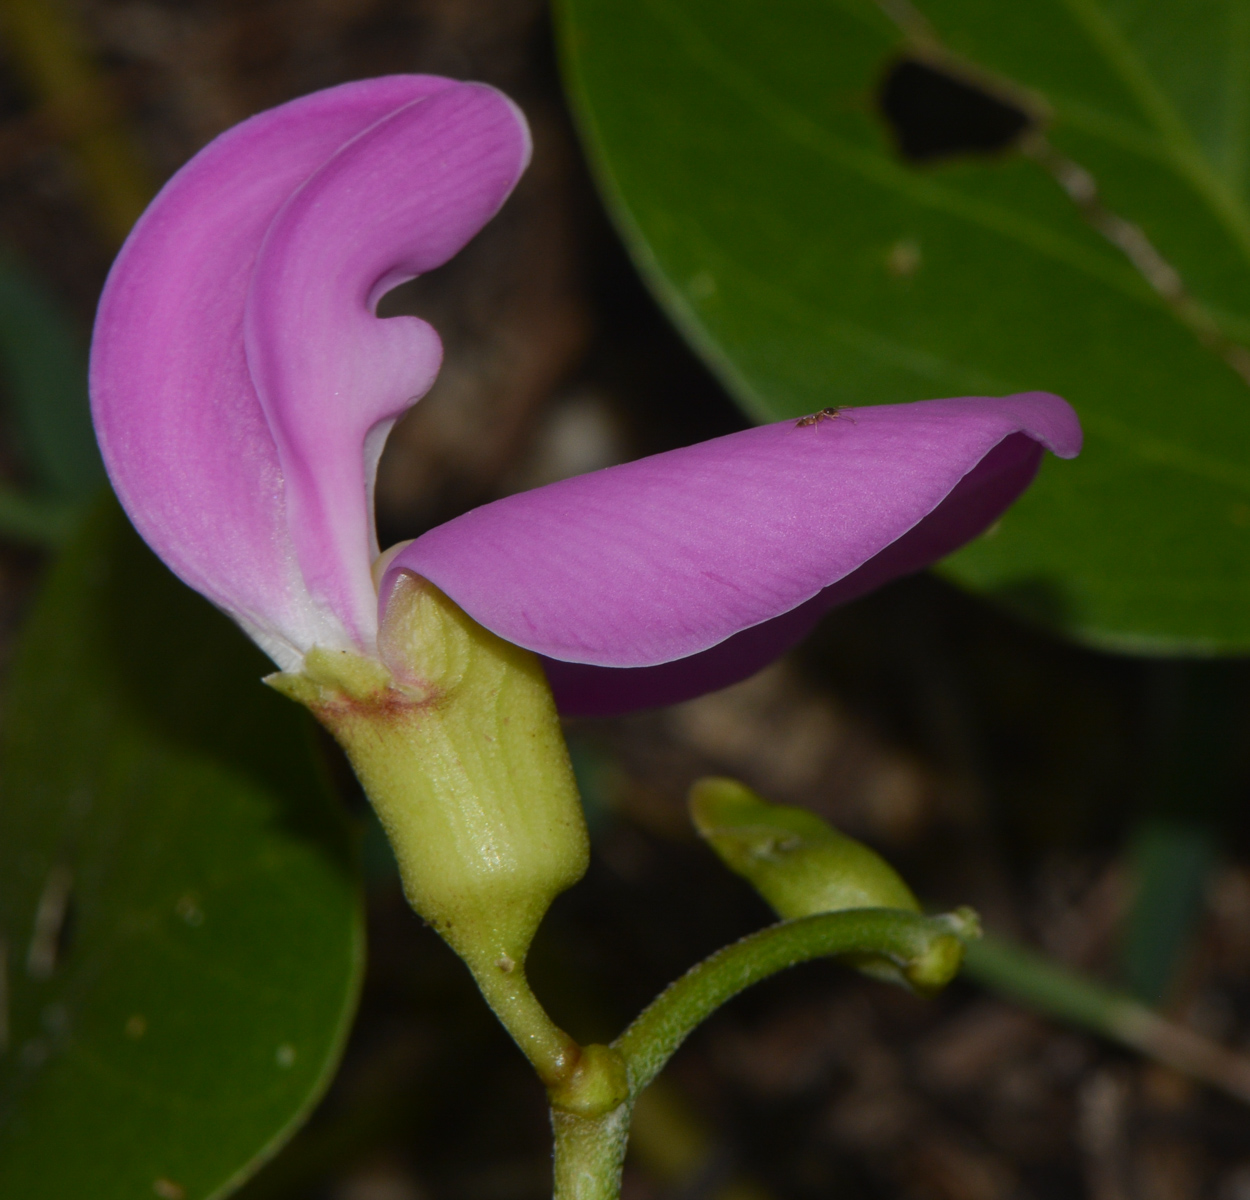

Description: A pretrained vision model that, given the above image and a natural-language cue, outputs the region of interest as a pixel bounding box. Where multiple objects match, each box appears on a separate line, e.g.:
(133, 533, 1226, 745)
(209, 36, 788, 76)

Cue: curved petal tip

(1002, 390, 1082, 458)
(91, 76, 530, 667)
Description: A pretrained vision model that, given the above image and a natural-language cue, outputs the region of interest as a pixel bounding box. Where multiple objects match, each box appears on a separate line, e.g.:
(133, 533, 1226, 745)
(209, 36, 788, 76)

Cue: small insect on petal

(795, 407, 850, 427)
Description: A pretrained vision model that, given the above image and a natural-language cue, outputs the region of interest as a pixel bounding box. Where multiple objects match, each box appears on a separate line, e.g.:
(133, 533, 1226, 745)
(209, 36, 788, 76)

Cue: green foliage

(557, 0, 1250, 652)
(0, 246, 103, 542)
(0, 498, 364, 1200)
(0, 247, 101, 499)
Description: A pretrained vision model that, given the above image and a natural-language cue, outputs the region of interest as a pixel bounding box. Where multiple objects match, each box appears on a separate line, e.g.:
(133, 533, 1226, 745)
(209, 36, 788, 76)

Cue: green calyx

(689, 777, 967, 992)
(268, 573, 590, 1079)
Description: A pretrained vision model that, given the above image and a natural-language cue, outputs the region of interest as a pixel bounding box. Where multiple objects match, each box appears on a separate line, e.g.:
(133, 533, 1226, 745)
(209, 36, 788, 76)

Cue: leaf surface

(557, 0, 1250, 651)
(0, 498, 364, 1199)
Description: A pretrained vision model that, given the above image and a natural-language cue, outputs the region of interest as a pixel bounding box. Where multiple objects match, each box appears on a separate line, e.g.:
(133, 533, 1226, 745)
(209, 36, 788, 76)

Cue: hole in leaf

(878, 58, 1035, 163)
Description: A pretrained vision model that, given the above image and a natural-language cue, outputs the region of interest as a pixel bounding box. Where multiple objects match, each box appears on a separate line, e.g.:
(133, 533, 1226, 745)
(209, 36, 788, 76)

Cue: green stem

(545, 908, 973, 1200)
(468, 959, 579, 1087)
(551, 1106, 633, 1200)
(616, 907, 973, 1094)
(963, 934, 1250, 1103)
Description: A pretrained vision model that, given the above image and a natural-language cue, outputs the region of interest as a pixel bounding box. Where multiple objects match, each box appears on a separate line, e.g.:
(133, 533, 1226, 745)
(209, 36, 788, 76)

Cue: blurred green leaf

(557, 0, 1250, 652)
(0, 497, 364, 1200)
(0, 485, 81, 545)
(1122, 817, 1215, 1005)
(1119, 661, 1243, 1004)
(0, 246, 103, 502)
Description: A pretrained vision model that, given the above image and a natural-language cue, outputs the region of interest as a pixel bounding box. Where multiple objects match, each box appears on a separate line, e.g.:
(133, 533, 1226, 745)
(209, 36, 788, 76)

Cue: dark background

(2, 3, 1250, 1198)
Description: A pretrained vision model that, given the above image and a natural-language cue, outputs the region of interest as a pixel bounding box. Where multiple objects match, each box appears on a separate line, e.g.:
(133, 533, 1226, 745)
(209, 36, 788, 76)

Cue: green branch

(616, 907, 974, 1094)
(963, 934, 1250, 1103)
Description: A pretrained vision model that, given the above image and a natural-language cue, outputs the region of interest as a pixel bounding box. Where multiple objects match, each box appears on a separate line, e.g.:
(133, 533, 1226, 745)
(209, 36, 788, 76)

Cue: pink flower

(91, 77, 1081, 717)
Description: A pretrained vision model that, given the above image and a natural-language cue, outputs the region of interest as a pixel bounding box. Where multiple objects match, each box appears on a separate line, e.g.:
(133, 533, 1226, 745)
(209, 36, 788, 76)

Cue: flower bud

(689, 776, 930, 989)
(270, 573, 589, 982)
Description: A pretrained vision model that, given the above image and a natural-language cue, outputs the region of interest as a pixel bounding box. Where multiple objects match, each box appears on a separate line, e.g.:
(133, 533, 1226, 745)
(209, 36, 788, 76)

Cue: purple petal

(245, 83, 530, 655)
(92, 77, 447, 668)
(385, 393, 1080, 712)
(543, 428, 1047, 715)
(91, 77, 530, 669)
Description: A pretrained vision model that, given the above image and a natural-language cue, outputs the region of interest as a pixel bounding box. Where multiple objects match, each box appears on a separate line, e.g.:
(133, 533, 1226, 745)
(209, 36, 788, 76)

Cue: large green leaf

(557, 0, 1250, 652)
(0, 498, 364, 1199)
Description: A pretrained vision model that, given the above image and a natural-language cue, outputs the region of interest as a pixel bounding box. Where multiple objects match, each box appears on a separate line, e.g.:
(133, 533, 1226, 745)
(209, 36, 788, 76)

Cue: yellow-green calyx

(689, 776, 960, 992)
(268, 573, 590, 1078)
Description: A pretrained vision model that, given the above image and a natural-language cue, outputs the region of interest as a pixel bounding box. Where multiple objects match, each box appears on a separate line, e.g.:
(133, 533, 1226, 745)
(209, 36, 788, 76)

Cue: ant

(795, 406, 852, 427)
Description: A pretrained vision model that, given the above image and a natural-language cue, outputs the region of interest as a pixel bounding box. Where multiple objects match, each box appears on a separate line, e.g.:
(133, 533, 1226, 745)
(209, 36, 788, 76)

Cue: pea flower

(91, 75, 1079, 718)
(89, 77, 1079, 1053)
